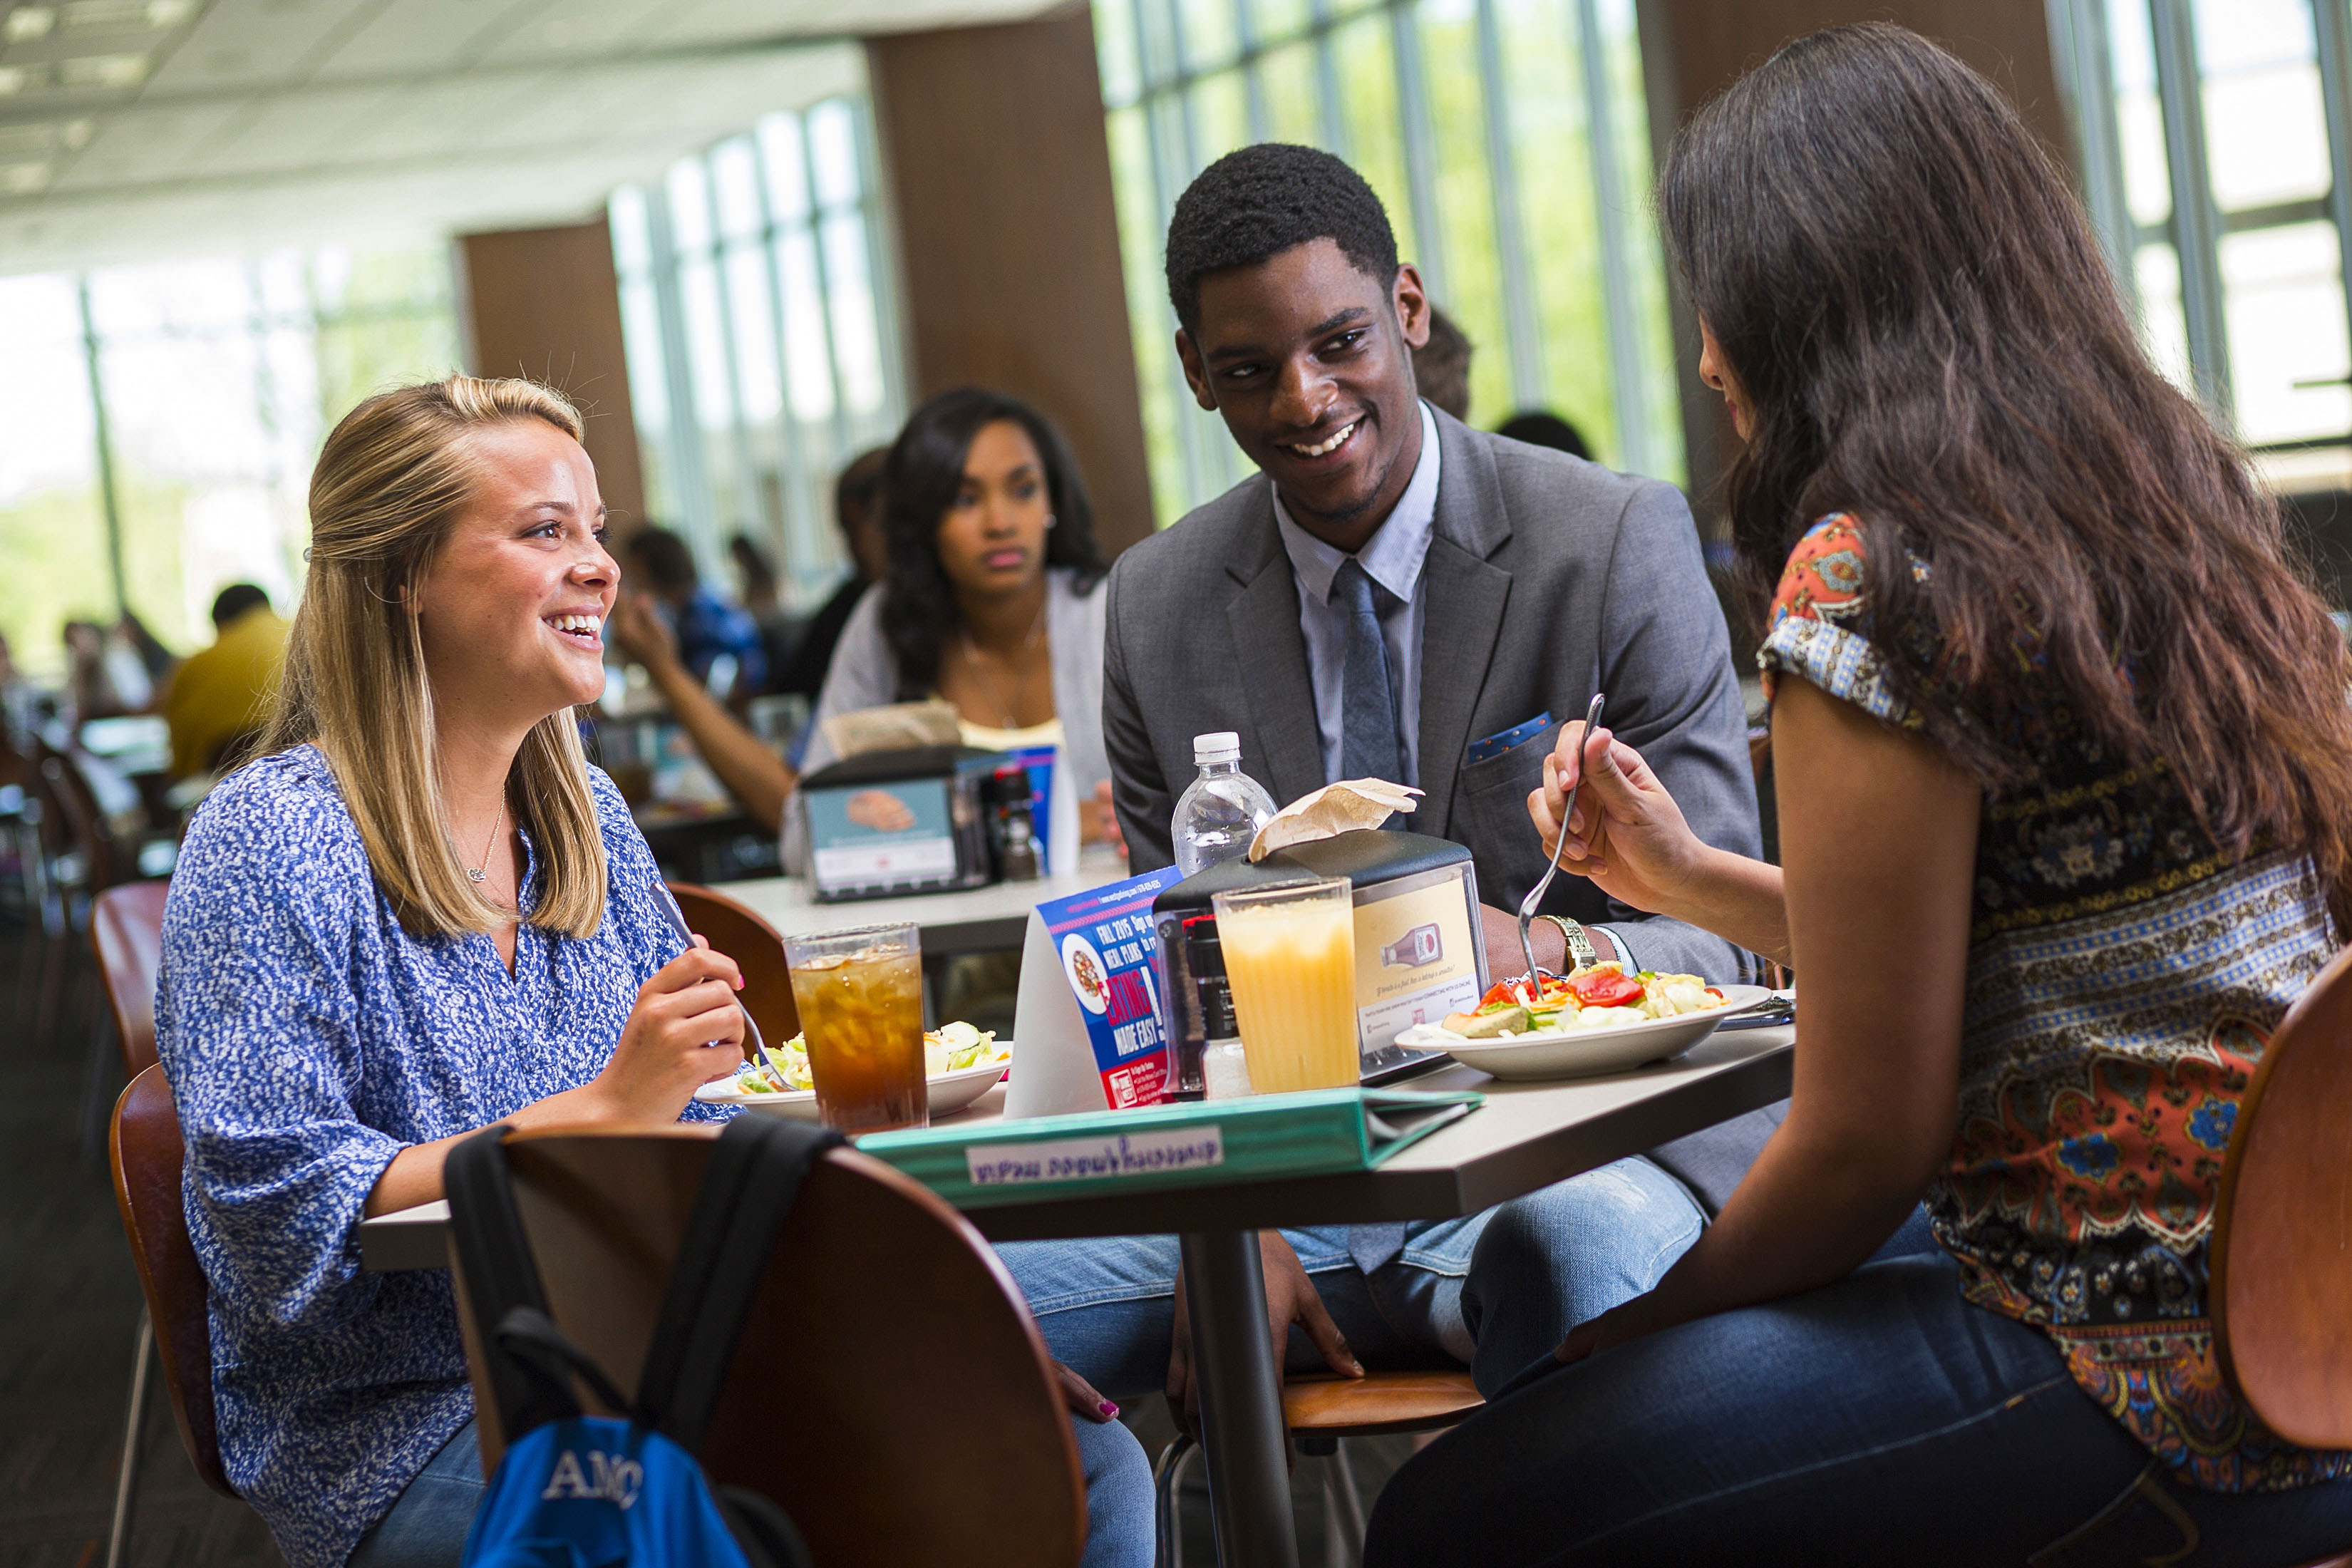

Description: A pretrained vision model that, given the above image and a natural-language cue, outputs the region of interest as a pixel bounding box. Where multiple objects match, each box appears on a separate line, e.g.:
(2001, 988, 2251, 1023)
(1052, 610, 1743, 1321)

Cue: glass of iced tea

(1211, 877, 1360, 1095)
(783, 922, 927, 1133)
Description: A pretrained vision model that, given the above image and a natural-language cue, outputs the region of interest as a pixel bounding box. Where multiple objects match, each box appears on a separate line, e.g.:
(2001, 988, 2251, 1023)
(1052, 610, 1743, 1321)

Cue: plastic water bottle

(1172, 732, 1279, 877)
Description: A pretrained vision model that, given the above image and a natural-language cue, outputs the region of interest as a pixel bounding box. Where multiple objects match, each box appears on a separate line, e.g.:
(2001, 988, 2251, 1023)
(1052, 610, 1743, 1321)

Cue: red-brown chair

(667, 880, 800, 1058)
(91, 880, 170, 1078)
(453, 1125, 1085, 1566)
(2212, 945, 2352, 1567)
(108, 1064, 238, 1568)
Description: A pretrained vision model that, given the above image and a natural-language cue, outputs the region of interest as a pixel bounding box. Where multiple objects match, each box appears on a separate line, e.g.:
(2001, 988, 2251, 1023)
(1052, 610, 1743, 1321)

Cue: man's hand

(1165, 1233, 1363, 1437)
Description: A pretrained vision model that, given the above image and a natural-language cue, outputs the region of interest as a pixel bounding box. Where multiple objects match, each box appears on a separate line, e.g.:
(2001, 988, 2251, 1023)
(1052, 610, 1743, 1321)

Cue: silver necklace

(465, 797, 507, 899)
(959, 601, 1047, 729)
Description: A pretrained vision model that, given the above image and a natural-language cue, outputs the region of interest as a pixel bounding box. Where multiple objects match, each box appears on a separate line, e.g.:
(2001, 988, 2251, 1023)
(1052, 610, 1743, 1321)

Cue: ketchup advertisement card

(1003, 868, 1183, 1118)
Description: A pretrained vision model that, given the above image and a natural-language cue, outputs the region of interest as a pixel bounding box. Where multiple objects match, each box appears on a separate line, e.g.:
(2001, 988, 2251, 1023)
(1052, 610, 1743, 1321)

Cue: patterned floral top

(1759, 515, 2352, 1492)
(155, 746, 726, 1567)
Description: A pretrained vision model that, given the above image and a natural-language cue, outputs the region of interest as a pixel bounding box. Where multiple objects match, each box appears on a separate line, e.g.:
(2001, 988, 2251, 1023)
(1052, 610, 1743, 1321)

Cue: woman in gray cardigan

(611, 388, 1116, 847)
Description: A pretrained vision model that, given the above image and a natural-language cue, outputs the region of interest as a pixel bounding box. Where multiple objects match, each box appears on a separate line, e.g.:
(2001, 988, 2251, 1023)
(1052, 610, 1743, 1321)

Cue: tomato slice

(1566, 968, 1646, 1009)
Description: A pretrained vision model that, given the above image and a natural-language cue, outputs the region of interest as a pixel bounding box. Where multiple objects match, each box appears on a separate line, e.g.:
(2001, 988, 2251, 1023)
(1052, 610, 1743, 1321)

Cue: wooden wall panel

(1636, 0, 2075, 545)
(457, 218, 649, 536)
(867, 4, 1155, 556)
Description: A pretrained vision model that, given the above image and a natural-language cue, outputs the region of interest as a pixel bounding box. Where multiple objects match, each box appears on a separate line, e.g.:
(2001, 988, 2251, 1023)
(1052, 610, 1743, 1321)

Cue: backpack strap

(634, 1115, 845, 1453)
(444, 1123, 594, 1438)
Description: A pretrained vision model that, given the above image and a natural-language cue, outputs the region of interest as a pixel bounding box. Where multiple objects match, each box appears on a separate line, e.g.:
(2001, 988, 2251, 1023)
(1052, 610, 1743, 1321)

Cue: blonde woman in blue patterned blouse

(153, 377, 1152, 1568)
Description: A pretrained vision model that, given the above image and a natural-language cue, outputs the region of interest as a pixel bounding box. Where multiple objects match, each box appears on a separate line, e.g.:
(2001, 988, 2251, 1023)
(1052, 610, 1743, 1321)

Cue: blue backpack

(445, 1115, 844, 1568)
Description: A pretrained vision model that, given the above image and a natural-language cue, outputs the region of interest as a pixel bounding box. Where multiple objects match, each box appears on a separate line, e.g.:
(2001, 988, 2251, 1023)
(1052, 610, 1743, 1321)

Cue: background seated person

(1366, 27, 2352, 1564)
(623, 525, 767, 709)
(160, 582, 288, 777)
(157, 375, 1150, 1568)
(773, 446, 891, 702)
(613, 389, 1121, 849)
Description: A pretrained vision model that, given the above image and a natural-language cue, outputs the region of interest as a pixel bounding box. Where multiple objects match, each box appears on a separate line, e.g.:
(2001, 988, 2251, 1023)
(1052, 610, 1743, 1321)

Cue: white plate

(693, 1049, 1013, 1123)
(1393, 985, 1776, 1080)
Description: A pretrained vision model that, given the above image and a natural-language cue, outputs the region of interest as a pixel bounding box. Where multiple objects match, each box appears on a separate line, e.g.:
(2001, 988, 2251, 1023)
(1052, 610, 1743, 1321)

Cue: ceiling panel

(0, 0, 1053, 275)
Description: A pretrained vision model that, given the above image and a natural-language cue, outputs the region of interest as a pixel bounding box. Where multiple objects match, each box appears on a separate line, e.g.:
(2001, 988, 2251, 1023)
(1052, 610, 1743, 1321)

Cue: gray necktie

(1334, 557, 1402, 785)
(1335, 558, 1408, 1275)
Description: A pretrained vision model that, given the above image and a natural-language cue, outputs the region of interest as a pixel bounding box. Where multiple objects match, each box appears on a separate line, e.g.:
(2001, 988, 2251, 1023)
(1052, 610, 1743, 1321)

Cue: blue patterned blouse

(155, 744, 726, 1568)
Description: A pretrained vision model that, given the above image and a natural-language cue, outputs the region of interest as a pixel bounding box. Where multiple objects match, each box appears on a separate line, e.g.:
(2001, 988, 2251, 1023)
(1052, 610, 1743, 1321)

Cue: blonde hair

(262, 375, 610, 939)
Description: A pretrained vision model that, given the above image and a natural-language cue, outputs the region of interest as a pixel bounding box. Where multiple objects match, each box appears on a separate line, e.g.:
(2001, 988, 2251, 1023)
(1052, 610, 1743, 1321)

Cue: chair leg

(106, 1309, 154, 1568)
(1153, 1434, 1197, 1568)
(1320, 1438, 1366, 1568)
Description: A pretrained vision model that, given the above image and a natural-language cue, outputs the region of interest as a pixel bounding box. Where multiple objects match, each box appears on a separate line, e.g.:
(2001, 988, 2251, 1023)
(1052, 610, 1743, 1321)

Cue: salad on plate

(731, 1020, 1008, 1096)
(1438, 963, 1728, 1039)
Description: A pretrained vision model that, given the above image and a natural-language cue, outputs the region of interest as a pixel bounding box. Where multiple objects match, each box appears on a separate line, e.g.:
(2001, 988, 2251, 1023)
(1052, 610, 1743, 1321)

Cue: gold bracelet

(1537, 913, 1599, 972)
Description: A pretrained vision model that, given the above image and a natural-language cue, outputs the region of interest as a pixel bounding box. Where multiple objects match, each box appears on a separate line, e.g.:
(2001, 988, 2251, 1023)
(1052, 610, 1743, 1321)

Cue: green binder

(856, 1088, 1483, 1209)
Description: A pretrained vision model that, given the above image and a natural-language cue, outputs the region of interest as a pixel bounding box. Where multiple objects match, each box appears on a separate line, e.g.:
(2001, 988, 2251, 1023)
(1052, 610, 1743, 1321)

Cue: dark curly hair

(1164, 143, 1398, 336)
(879, 388, 1106, 701)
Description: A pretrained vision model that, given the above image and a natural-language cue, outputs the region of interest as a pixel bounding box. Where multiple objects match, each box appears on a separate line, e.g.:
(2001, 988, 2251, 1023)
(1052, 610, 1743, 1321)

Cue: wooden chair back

(667, 881, 799, 1058)
(37, 740, 126, 894)
(92, 880, 170, 1076)
(2211, 943, 2352, 1448)
(458, 1126, 1084, 1568)
(109, 1064, 234, 1497)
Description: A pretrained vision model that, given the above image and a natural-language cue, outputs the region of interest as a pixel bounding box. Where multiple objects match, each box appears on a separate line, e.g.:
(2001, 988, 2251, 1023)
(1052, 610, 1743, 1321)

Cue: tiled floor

(0, 925, 279, 1567)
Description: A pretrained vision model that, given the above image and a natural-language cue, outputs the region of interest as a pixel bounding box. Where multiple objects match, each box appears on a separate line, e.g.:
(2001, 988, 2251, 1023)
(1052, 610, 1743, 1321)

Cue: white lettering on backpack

(542, 1447, 646, 1510)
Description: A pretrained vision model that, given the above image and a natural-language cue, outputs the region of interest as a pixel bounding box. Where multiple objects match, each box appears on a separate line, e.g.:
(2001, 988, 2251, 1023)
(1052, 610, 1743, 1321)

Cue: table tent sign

(1004, 867, 1185, 1116)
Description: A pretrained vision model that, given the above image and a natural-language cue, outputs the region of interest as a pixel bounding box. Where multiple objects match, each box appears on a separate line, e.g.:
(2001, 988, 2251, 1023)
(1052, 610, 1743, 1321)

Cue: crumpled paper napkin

(1248, 778, 1423, 862)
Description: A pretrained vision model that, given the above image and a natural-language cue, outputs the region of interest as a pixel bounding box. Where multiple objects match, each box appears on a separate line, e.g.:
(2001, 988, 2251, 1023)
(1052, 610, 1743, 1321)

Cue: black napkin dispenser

(1151, 830, 1489, 1097)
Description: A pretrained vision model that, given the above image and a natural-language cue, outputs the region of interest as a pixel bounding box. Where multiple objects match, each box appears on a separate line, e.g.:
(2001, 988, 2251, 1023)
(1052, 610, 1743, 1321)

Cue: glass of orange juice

(1210, 877, 1360, 1094)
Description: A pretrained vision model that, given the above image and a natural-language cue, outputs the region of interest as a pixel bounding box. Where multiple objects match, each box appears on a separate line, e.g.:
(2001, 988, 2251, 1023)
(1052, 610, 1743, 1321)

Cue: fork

(1517, 692, 1607, 996)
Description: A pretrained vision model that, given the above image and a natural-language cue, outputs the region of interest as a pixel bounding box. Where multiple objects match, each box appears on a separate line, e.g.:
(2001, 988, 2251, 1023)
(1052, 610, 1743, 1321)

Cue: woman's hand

(590, 943, 747, 1122)
(1552, 1289, 1673, 1368)
(1528, 722, 1712, 917)
(1165, 1232, 1363, 1438)
(609, 592, 681, 674)
(1053, 1361, 1122, 1423)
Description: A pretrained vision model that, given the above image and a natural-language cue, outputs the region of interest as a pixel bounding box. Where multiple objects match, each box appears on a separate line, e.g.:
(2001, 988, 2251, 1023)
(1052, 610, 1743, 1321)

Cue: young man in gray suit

(1000, 145, 1770, 1432)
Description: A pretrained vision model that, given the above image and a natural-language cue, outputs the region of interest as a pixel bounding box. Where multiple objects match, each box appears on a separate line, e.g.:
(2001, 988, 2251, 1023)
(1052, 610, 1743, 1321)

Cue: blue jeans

(346, 1413, 1155, 1568)
(1000, 1156, 1707, 1401)
(1363, 1237, 2352, 1567)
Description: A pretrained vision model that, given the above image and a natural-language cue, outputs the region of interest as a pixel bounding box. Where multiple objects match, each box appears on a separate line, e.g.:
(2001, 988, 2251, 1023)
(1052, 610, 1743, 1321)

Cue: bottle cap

(1193, 731, 1241, 766)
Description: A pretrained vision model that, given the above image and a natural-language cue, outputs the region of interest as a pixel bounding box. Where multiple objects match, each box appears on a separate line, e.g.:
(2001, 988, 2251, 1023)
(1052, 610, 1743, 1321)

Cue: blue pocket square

(1467, 712, 1552, 765)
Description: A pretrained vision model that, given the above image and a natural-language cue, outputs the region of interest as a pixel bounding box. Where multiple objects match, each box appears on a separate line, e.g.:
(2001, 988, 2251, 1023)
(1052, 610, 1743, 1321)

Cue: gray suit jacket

(1102, 408, 1763, 983)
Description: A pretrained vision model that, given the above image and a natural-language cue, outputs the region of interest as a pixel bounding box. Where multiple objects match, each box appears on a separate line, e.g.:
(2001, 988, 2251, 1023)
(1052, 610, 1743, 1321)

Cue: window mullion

(1476, 0, 1542, 413)
(641, 186, 719, 552)
(2311, 0, 2352, 408)
(2147, 0, 2232, 416)
(1574, 0, 1651, 473)
(1389, 0, 1448, 305)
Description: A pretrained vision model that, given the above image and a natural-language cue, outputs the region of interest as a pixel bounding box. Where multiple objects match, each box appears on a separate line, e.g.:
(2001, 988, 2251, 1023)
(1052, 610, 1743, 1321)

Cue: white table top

(359, 1023, 1793, 1269)
(718, 844, 1132, 955)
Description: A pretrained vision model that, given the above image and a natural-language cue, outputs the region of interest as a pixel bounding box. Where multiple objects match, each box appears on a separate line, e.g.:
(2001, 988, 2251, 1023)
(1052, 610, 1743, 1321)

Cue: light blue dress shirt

(1269, 401, 1636, 971)
(1274, 400, 1441, 790)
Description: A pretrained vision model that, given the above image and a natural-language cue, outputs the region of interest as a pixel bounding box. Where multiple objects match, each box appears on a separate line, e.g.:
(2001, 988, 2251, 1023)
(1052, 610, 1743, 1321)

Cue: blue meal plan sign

(1038, 868, 1181, 1108)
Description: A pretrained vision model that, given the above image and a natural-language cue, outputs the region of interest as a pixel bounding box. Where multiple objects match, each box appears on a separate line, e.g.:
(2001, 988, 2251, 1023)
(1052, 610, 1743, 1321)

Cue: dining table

(361, 1017, 1795, 1568)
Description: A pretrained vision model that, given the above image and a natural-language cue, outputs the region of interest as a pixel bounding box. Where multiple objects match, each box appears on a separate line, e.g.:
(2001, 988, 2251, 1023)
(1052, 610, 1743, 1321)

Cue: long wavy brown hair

(1661, 22, 2352, 894)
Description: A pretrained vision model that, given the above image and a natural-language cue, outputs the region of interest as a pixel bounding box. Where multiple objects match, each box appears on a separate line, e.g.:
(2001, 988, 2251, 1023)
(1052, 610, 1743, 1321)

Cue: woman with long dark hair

(800, 387, 1110, 789)
(1366, 24, 2352, 1564)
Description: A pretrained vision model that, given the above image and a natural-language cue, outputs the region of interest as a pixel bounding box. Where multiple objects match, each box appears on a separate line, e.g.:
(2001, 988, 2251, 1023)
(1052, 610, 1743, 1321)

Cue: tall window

(609, 95, 906, 611)
(1095, 0, 1683, 525)
(0, 247, 460, 679)
(2053, 0, 2352, 483)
